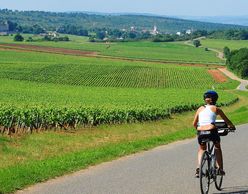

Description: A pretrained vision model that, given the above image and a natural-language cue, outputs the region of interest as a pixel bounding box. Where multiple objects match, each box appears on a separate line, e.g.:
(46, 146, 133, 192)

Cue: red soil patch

(0, 43, 97, 56)
(208, 69, 227, 82)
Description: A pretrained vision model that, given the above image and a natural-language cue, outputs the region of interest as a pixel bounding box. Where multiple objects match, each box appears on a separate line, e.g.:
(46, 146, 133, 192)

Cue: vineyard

(0, 85, 238, 134)
(0, 96, 238, 134)
(0, 62, 220, 88)
(0, 80, 239, 134)
(0, 50, 238, 89)
(0, 40, 240, 134)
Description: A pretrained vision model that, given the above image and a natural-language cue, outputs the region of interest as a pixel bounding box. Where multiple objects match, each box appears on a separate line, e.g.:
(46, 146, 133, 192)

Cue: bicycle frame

(206, 141, 217, 180)
(199, 139, 218, 194)
(199, 122, 235, 194)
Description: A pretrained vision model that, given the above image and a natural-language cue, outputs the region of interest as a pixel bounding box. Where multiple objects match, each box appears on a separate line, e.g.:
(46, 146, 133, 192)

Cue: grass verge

(0, 128, 195, 193)
(0, 91, 247, 193)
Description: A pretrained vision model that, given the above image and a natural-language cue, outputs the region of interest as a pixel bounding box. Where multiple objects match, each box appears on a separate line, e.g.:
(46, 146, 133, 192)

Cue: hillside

(0, 9, 247, 33)
(177, 15, 248, 26)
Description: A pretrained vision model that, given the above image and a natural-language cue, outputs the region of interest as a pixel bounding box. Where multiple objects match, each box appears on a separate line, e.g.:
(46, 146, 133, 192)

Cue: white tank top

(198, 105, 217, 126)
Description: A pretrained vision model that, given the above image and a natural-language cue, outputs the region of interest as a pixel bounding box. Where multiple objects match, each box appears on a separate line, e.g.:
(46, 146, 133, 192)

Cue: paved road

(17, 124, 248, 194)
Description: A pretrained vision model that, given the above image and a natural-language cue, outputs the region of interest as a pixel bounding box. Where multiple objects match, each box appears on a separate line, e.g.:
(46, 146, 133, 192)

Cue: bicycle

(199, 120, 236, 194)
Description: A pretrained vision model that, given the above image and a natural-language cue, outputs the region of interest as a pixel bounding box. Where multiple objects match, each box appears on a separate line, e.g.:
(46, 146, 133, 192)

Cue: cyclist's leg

(214, 143, 224, 173)
(196, 132, 209, 177)
(198, 143, 207, 168)
(195, 143, 207, 177)
(197, 132, 208, 167)
(211, 130, 223, 170)
(197, 132, 209, 166)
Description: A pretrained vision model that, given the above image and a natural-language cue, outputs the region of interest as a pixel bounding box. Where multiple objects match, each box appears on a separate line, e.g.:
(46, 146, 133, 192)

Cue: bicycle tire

(200, 151, 210, 194)
(215, 171, 223, 190)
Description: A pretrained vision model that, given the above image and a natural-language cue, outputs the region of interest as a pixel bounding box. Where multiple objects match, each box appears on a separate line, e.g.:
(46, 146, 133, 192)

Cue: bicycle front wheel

(200, 151, 210, 194)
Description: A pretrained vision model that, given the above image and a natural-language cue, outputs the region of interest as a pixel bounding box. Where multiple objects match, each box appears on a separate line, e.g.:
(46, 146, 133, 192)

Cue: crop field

(0, 35, 222, 64)
(0, 47, 239, 133)
(0, 78, 237, 107)
(0, 34, 244, 193)
(0, 50, 237, 89)
(201, 38, 248, 51)
(0, 79, 238, 132)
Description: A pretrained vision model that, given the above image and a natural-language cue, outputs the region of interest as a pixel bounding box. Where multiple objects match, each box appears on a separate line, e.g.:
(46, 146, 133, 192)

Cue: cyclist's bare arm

(217, 108, 235, 128)
(193, 107, 204, 129)
(193, 113, 199, 129)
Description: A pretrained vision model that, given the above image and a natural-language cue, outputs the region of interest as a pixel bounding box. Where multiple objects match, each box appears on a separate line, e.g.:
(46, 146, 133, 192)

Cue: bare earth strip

(0, 43, 98, 56)
(208, 69, 228, 82)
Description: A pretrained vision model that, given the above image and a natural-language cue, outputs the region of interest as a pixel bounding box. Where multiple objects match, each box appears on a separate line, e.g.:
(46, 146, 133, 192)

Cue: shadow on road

(213, 185, 248, 194)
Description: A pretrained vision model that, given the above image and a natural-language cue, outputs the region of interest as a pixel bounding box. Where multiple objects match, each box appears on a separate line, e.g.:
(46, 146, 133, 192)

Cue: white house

(0, 21, 9, 33)
(151, 25, 159, 35)
(48, 31, 59, 37)
(130, 26, 135, 31)
(176, 32, 181, 36)
(186, 29, 192, 35)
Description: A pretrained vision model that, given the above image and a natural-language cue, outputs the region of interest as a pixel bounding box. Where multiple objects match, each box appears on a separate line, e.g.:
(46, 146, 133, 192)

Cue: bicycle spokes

(200, 152, 210, 194)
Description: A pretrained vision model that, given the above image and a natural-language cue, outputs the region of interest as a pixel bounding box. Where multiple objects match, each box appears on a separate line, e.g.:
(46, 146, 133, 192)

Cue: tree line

(209, 29, 248, 40)
(1, 9, 248, 42)
(1, 8, 247, 35)
(224, 47, 248, 78)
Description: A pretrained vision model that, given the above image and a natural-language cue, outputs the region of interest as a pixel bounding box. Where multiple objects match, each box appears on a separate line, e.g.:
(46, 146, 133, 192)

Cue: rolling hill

(0, 9, 247, 33)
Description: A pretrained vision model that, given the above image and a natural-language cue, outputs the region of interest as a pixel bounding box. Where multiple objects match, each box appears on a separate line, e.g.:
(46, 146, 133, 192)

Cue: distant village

(131, 25, 192, 36)
(0, 20, 195, 43)
(0, 20, 192, 35)
(0, 21, 59, 37)
(0, 21, 9, 35)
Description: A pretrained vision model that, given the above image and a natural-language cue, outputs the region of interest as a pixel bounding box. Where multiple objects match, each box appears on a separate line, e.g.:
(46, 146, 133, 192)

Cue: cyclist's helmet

(203, 90, 218, 104)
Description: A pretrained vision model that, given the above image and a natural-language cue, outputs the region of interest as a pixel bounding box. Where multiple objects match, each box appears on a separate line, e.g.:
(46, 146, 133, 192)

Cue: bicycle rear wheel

(215, 171, 223, 190)
(200, 151, 210, 194)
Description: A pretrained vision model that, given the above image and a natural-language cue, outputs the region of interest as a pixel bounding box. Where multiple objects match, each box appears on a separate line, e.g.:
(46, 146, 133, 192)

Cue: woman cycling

(193, 90, 235, 178)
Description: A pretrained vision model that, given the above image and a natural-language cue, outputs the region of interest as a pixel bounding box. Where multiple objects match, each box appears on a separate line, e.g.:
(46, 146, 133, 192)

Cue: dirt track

(218, 68, 248, 91)
(184, 37, 225, 60)
(0, 43, 98, 56)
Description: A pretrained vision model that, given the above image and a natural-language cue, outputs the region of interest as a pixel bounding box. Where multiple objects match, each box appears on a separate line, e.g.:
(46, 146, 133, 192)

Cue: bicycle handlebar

(217, 126, 236, 136)
(227, 127, 236, 132)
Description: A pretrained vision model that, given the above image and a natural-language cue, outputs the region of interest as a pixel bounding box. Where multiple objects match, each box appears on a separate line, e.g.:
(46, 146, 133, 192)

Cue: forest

(225, 47, 248, 78)
(1, 9, 247, 34)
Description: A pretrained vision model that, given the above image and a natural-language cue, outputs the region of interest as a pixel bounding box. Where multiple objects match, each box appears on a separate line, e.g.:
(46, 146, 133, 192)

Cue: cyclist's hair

(203, 90, 218, 105)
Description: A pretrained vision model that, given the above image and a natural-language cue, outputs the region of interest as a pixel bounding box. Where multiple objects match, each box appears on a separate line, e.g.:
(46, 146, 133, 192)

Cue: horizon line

(1, 8, 248, 18)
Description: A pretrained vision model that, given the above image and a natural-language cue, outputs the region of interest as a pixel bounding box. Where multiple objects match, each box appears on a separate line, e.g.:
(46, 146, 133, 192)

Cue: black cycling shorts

(197, 129, 220, 145)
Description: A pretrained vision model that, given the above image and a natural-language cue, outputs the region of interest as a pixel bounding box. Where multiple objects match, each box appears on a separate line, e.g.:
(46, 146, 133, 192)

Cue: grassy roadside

(0, 91, 247, 193)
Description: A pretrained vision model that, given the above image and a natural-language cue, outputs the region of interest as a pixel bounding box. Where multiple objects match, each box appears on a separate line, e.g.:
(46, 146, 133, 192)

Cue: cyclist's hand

(228, 125, 236, 131)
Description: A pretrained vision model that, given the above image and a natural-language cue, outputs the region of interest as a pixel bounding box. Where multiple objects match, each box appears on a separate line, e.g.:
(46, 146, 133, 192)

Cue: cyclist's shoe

(217, 168, 225, 176)
(195, 168, 200, 178)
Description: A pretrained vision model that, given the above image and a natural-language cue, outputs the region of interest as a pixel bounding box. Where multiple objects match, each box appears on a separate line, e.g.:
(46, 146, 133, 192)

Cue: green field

(0, 48, 238, 130)
(0, 50, 231, 89)
(201, 38, 248, 51)
(0, 35, 242, 131)
(0, 34, 247, 193)
(0, 34, 223, 64)
(0, 79, 237, 108)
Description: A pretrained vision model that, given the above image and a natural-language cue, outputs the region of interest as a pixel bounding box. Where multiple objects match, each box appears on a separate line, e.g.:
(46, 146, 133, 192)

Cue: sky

(1, 0, 248, 16)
